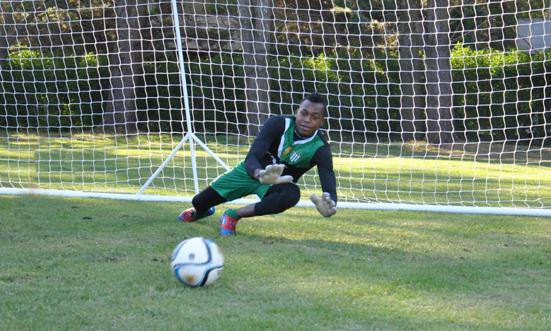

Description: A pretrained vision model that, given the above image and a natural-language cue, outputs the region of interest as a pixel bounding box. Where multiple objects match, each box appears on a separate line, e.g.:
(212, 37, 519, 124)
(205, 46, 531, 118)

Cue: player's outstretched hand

(257, 164, 293, 185)
(310, 192, 337, 217)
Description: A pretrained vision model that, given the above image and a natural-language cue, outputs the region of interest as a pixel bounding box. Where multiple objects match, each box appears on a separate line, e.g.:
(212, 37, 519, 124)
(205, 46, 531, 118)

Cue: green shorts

(210, 161, 271, 201)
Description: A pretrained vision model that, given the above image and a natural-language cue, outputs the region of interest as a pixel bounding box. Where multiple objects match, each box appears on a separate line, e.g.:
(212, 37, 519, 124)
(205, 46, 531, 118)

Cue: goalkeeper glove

(310, 192, 337, 217)
(257, 164, 293, 185)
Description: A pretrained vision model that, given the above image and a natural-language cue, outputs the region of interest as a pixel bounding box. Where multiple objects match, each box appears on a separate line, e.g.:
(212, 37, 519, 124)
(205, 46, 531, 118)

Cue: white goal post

(0, 0, 550, 217)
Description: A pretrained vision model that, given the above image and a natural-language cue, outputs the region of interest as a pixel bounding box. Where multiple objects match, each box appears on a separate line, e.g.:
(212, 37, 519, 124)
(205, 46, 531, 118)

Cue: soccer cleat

(177, 207, 215, 223)
(219, 211, 239, 236)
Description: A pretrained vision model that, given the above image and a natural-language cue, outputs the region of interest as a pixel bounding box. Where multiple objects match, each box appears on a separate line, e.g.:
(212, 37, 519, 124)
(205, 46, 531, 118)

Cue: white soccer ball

(170, 237, 224, 287)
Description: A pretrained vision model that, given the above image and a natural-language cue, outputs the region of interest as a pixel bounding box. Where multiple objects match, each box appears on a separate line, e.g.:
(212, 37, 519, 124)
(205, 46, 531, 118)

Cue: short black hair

(303, 92, 327, 116)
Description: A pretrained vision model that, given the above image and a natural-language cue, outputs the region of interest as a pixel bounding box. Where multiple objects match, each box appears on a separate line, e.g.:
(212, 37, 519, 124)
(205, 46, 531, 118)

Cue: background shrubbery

(0, 46, 108, 129)
(450, 44, 551, 142)
(2, 44, 550, 143)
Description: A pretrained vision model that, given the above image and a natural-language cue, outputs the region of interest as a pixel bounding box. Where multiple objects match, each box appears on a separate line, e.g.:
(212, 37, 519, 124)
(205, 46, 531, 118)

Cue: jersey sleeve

(312, 144, 338, 203)
(244, 116, 285, 178)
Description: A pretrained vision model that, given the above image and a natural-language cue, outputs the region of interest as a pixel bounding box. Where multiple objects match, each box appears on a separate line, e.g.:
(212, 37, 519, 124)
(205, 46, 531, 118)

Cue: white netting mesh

(0, 0, 550, 211)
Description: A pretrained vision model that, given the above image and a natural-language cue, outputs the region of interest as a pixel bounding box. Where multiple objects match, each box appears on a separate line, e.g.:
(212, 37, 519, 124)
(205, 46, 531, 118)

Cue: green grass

(1, 195, 550, 330)
(1, 133, 550, 207)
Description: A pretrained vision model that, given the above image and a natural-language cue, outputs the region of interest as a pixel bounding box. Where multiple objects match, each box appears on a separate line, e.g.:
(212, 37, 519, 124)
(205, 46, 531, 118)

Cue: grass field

(1, 195, 550, 330)
(1, 133, 551, 207)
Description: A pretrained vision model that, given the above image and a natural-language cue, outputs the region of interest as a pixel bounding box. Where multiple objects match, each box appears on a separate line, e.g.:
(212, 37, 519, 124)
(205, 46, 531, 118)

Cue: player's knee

(255, 184, 300, 216)
(280, 183, 300, 208)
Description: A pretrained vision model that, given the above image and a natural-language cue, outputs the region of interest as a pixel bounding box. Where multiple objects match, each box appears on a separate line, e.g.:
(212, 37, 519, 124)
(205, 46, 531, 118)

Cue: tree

(102, 0, 143, 133)
(0, 3, 15, 70)
(0, 2, 36, 70)
(396, 0, 426, 141)
(237, 0, 274, 136)
(424, 0, 455, 144)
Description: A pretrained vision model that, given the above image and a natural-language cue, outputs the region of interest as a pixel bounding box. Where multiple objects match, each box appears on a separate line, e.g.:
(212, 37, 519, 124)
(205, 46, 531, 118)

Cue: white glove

(310, 192, 337, 217)
(257, 164, 293, 185)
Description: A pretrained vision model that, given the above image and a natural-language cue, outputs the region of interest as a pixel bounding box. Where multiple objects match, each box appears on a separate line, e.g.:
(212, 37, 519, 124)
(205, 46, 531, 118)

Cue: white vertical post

(138, 0, 230, 195)
(170, 0, 199, 193)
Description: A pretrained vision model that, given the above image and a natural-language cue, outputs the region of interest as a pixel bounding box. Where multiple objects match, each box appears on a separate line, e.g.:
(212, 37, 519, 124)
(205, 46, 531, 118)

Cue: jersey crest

(281, 146, 293, 159)
(289, 151, 301, 163)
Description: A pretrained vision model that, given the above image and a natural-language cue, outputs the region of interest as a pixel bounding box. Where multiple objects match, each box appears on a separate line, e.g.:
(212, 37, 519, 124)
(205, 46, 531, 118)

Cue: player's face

(295, 100, 325, 137)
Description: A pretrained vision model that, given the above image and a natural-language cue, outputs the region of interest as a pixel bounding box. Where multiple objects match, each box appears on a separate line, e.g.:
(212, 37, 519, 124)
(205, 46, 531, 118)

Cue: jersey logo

(281, 146, 293, 159)
(289, 151, 301, 163)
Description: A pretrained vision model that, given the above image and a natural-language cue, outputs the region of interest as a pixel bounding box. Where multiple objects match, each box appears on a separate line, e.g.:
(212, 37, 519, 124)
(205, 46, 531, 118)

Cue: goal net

(0, 0, 550, 216)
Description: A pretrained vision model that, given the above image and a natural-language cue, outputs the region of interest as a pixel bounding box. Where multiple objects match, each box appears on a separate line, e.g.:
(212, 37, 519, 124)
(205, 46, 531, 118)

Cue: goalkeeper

(177, 93, 337, 236)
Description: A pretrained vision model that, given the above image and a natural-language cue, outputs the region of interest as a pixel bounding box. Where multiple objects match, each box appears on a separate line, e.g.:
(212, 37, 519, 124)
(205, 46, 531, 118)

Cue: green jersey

(277, 117, 326, 169)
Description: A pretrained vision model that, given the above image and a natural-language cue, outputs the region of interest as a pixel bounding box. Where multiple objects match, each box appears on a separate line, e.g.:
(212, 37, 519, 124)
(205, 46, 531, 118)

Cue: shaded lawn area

(0, 195, 550, 330)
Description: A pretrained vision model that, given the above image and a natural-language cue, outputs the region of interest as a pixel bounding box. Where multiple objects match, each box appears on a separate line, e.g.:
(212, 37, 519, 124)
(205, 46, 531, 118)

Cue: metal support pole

(138, 0, 229, 195)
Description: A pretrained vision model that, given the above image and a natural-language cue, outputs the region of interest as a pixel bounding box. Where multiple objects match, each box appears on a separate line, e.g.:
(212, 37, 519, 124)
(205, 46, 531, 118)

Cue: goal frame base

(1, 188, 549, 217)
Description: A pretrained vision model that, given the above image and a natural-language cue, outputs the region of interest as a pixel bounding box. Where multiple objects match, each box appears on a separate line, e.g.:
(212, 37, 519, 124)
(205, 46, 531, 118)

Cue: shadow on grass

(1, 196, 549, 329)
(204, 208, 550, 328)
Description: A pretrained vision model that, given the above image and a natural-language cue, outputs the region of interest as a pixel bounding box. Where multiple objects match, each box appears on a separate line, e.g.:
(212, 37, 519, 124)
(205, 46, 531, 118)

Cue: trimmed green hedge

(186, 46, 550, 143)
(451, 43, 551, 143)
(0, 47, 107, 130)
(184, 49, 402, 138)
(2, 44, 549, 144)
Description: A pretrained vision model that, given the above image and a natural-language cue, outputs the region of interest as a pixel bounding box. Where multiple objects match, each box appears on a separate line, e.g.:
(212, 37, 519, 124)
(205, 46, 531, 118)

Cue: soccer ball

(170, 237, 224, 287)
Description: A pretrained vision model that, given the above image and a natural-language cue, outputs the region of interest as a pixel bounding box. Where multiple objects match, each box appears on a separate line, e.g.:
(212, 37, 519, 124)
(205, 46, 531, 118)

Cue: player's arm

(309, 145, 337, 217)
(244, 117, 292, 184)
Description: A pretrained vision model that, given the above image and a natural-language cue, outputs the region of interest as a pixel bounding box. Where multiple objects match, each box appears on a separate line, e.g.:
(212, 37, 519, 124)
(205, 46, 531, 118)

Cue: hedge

(0, 47, 107, 130)
(2, 44, 549, 144)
